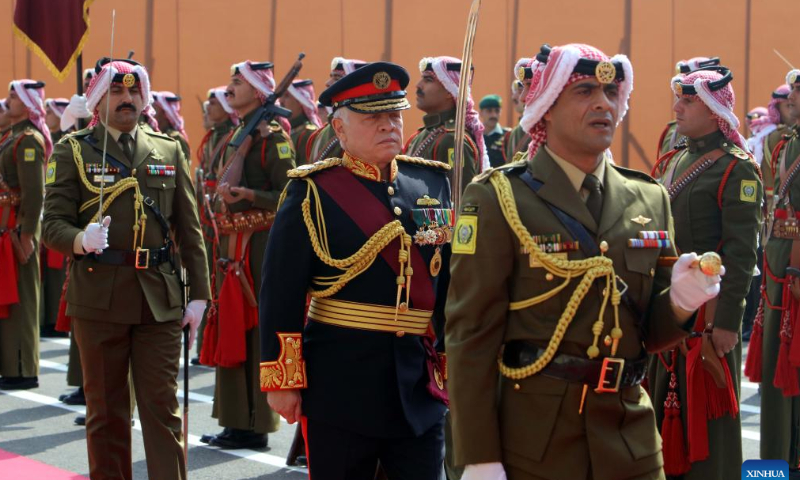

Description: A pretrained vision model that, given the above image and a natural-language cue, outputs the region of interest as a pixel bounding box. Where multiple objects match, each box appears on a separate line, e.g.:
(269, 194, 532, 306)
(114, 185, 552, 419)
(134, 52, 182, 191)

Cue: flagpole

(76, 53, 85, 130)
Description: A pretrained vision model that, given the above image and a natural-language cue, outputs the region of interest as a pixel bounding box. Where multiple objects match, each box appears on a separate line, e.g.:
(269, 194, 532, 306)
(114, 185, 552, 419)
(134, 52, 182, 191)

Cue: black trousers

(305, 415, 445, 480)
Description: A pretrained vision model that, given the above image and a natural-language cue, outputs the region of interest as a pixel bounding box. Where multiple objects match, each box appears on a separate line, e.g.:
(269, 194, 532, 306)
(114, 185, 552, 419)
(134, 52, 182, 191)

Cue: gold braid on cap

(68, 137, 149, 251)
(300, 177, 414, 316)
(488, 171, 623, 380)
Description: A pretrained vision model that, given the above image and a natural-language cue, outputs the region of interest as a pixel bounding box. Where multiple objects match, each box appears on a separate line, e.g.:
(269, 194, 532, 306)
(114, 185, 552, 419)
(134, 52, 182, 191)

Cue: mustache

(116, 103, 136, 112)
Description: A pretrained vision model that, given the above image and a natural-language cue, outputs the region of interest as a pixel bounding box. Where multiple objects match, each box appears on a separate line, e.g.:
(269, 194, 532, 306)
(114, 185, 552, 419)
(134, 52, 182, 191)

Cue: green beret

(479, 94, 502, 110)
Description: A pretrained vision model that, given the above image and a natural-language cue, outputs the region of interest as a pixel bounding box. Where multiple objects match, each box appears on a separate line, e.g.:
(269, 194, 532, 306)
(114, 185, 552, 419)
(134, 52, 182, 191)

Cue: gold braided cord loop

(68, 137, 148, 250)
(488, 172, 623, 380)
(300, 178, 409, 301)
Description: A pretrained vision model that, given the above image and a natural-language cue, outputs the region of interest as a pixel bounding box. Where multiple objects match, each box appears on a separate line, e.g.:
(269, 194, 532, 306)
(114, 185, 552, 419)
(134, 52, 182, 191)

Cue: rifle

(220, 53, 305, 187)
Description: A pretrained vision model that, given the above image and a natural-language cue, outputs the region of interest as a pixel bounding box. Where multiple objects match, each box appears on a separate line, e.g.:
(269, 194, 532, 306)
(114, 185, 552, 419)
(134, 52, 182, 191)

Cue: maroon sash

(313, 166, 435, 310)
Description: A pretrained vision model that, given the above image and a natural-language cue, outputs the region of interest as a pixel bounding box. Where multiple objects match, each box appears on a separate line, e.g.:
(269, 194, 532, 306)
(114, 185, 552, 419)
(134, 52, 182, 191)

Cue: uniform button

(162, 183, 166, 188)
(514, 383, 521, 391)
(131, 168, 137, 176)
(285, 358, 293, 364)
(88, 267, 93, 273)
(396, 331, 405, 337)
(650, 268, 655, 277)
(545, 273, 554, 281)
(393, 206, 402, 216)
(599, 240, 609, 253)
(387, 186, 395, 196)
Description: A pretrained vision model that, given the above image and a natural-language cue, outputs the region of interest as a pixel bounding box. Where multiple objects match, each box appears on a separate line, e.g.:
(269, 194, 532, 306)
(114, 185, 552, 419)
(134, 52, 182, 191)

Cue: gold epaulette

(23, 127, 45, 148)
(395, 155, 451, 171)
(287, 157, 343, 178)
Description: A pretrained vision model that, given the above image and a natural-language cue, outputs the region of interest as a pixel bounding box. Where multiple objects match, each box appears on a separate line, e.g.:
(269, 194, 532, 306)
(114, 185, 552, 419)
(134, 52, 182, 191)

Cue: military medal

(411, 207, 454, 247)
(627, 230, 671, 249)
(430, 248, 442, 277)
(146, 165, 176, 177)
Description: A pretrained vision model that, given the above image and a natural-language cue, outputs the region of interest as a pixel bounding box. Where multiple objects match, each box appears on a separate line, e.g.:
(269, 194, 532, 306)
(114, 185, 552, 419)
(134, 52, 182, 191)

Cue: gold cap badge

(517, 66, 526, 83)
(373, 72, 391, 90)
(790, 71, 799, 85)
(122, 73, 136, 88)
(595, 61, 616, 84)
(673, 81, 683, 96)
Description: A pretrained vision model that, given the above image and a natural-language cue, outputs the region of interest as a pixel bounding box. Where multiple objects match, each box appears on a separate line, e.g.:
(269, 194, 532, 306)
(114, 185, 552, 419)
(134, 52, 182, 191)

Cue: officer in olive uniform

(479, 94, 510, 168)
(200, 60, 292, 450)
(281, 79, 322, 165)
(261, 61, 451, 480)
(0, 80, 51, 390)
(503, 58, 533, 163)
(445, 43, 722, 480)
(405, 56, 482, 192)
(305, 57, 367, 164)
(648, 67, 761, 480)
(755, 69, 800, 475)
(42, 58, 209, 480)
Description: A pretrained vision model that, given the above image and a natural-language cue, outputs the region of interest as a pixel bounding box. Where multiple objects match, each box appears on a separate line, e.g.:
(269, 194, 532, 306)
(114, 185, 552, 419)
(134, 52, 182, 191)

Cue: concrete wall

(1, 0, 797, 171)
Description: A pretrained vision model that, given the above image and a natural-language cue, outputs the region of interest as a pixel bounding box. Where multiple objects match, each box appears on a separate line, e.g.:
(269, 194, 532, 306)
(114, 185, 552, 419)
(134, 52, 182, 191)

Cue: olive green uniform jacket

(648, 131, 762, 479)
(446, 148, 693, 480)
(0, 120, 45, 377)
(290, 113, 318, 166)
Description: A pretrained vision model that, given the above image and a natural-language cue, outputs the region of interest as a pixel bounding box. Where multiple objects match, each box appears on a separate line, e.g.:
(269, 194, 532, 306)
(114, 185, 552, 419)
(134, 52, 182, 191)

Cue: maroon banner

(13, 0, 91, 81)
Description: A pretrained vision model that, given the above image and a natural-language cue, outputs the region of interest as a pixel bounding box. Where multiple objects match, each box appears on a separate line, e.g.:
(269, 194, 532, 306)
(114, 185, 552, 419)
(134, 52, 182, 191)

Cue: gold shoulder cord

(300, 177, 413, 317)
(489, 172, 623, 380)
(68, 137, 148, 251)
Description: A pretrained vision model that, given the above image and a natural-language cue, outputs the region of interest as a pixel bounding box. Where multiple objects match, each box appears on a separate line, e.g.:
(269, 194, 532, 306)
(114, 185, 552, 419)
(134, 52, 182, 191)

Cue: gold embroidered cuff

(438, 352, 447, 381)
(260, 333, 307, 391)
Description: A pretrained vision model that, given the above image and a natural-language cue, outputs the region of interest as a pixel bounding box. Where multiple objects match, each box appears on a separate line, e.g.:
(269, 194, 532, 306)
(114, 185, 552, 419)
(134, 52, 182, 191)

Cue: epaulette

(305, 123, 318, 131)
(472, 159, 526, 183)
(287, 157, 342, 178)
(65, 127, 93, 140)
(23, 126, 45, 148)
(269, 123, 283, 133)
(612, 164, 658, 184)
(395, 155, 451, 171)
(721, 141, 751, 160)
(145, 129, 175, 141)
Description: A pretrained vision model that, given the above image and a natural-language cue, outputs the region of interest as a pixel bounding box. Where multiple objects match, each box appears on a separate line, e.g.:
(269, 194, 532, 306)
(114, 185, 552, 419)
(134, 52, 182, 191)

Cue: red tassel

(661, 368, 691, 476)
(790, 302, 800, 368)
(45, 248, 65, 270)
(0, 232, 20, 318)
(215, 266, 247, 368)
(774, 339, 800, 397)
(199, 303, 218, 366)
(745, 298, 765, 382)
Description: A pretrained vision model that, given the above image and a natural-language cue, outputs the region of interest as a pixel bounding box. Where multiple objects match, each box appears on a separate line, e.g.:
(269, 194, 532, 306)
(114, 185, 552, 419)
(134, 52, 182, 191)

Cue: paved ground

(0, 338, 762, 479)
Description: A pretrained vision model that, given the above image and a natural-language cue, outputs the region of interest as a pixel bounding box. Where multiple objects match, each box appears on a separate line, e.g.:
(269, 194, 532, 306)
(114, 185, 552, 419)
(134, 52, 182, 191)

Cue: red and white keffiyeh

(287, 80, 323, 128)
(9, 80, 53, 158)
(152, 91, 189, 142)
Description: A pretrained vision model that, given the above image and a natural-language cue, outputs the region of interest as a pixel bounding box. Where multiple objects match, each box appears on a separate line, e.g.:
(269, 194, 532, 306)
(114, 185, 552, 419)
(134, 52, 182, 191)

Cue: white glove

(82, 216, 111, 254)
(182, 299, 207, 349)
(462, 462, 507, 480)
(61, 94, 92, 132)
(669, 252, 725, 312)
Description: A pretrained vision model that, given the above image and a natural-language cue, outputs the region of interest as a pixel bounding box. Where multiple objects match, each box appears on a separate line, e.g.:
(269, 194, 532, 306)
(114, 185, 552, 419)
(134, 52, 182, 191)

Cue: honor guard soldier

(42, 58, 209, 480)
(260, 62, 451, 479)
(0, 99, 10, 132)
(198, 60, 293, 449)
(405, 56, 487, 191)
(306, 57, 366, 164)
(761, 84, 793, 212)
(40, 98, 72, 339)
(152, 91, 191, 162)
(656, 57, 722, 157)
(0, 80, 52, 390)
(746, 69, 800, 476)
(281, 79, 323, 165)
(649, 67, 761, 479)
(445, 43, 723, 480)
(479, 94, 510, 168)
(502, 57, 533, 163)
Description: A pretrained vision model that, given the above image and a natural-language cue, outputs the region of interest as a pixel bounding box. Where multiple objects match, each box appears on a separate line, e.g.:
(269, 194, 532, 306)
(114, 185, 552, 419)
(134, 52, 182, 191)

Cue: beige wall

(1, 0, 797, 171)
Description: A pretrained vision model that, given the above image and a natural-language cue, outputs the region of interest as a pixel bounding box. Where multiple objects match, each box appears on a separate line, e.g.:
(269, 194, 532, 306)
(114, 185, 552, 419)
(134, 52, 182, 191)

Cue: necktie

(582, 174, 604, 225)
(119, 133, 134, 162)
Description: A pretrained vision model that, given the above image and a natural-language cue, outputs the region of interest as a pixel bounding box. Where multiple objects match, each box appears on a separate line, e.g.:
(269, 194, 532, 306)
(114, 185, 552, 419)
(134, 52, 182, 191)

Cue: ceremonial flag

(13, 0, 93, 82)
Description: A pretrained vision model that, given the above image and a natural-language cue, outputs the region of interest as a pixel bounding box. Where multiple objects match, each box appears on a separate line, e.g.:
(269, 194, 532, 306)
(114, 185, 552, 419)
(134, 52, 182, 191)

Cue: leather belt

(92, 246, 171, 269)
(307, 298, 432, 336)
(502, 340, 647, 392)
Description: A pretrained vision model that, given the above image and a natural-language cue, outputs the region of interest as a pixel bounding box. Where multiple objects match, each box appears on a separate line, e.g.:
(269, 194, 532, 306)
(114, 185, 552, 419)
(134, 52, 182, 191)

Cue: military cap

(318, 61, 410, 113)
(479, 94, 502, 110)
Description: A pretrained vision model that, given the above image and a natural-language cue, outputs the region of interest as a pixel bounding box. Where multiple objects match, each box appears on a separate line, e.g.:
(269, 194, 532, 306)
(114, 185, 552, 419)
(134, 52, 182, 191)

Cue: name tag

(93, 175, 115, 183)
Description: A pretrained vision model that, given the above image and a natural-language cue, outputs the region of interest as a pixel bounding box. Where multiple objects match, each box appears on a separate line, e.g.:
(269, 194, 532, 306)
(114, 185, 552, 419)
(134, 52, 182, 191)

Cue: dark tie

(119, 132, 134, 162)
(582, 174, 604, 225)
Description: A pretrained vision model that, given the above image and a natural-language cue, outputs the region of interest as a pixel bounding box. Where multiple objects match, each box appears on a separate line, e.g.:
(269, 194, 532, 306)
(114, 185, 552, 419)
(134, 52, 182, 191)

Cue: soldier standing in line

(281, 79, 323, 165)
(152, 91, 191, 162)
(502, 57, 533, 162)
(479, 94, 510, 168)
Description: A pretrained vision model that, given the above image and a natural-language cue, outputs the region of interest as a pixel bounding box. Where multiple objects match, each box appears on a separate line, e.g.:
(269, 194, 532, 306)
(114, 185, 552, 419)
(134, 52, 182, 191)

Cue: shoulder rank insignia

(722, 142, 750, 160)
(287, 158, 343, 178)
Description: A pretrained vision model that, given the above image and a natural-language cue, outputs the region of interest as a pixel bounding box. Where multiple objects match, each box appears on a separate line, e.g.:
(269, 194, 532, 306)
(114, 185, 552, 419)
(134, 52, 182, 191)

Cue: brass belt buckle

(594, 357, 625, 393)
(135, 247, 150, 269)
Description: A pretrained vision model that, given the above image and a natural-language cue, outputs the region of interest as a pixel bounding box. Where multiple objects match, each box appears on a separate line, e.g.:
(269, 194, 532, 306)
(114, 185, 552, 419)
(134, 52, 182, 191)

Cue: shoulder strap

(777, 146, 800, 201)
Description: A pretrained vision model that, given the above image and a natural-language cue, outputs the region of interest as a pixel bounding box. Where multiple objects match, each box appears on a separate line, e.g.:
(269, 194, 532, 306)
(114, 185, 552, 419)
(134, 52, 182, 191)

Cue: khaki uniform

(165, 127, 191, 164)
(306, 121, 342, 164)
(40, 130, 69, 333)
(404, 109, 478, 192)
(42, 122, 210, 480)
(657, 121, 685, 158)
(648, 131, 762, 479)
(503, 123, 531, 163)
(209, 110, 294, 435)
(446, 148, 693, 480)
(0, 120, 44, 379)
(289, 113, 318, 165)
(761, 125, 800, 467)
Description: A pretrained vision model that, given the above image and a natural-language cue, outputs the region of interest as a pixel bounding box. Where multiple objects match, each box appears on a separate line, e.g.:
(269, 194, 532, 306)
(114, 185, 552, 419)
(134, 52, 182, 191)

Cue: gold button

(131, 168, 137, 176)
(285, 358, 293, 364)
(288, 380, 295, 386)
(650, 268, 655, 277)
(599, 240, 609, 253)
(396, 331, 405, 337)
(393, 206, 402, 216)
(545, 273, 554, 281)
(387, 186, 395, 196)
(514, 383, 521, 391)
(88, 267, 93, 272)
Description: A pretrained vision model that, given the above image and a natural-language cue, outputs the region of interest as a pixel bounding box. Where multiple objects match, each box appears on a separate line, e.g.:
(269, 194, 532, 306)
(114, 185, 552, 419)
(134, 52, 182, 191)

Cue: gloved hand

(60, 94, 91, 132)
(462, 462, 507, 480)
(82, 216, 111, 254)
(669, 252, 725, 312)
(182, 299, 207, 349)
